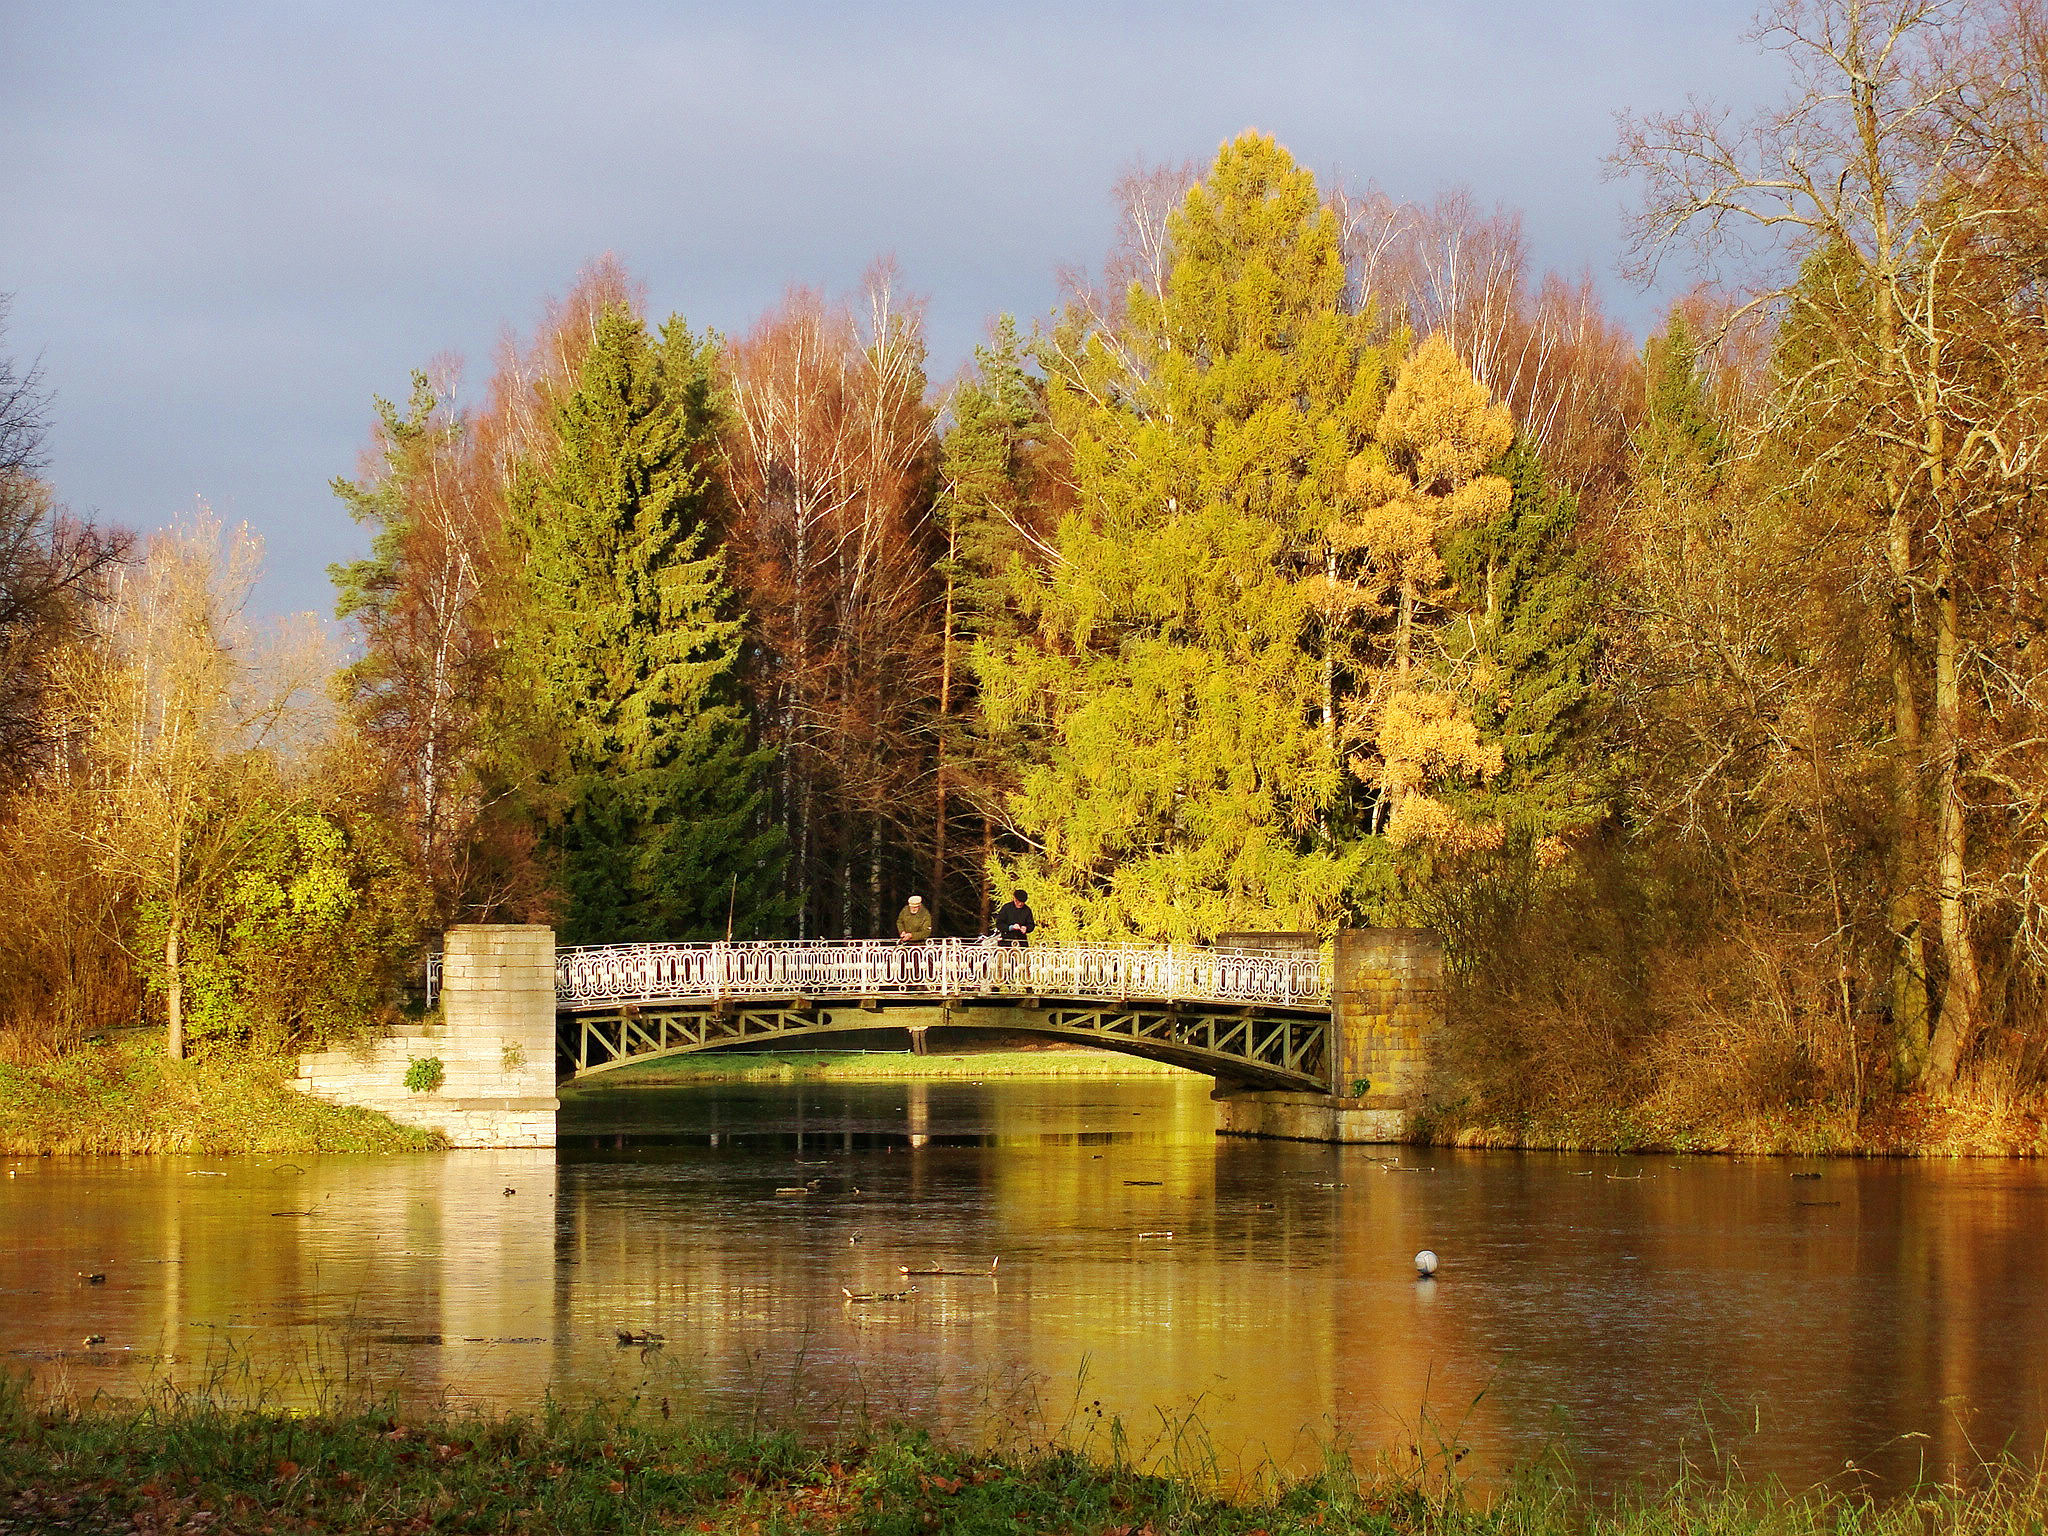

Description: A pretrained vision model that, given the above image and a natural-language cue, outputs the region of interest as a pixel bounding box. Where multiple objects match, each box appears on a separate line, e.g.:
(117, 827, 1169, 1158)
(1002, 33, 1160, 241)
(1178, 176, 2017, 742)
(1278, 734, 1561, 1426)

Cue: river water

(4, 1074, 2046, 1493)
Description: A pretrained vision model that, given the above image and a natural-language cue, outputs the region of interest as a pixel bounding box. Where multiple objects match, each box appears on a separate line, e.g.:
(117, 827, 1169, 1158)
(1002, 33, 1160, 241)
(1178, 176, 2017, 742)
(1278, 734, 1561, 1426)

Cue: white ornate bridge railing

(548, 938, 1331, 1012)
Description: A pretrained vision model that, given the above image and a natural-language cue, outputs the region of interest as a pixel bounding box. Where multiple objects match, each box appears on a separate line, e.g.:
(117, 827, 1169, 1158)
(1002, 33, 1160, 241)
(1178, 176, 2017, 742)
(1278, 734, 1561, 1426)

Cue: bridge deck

(548, 938, 1331, 1012)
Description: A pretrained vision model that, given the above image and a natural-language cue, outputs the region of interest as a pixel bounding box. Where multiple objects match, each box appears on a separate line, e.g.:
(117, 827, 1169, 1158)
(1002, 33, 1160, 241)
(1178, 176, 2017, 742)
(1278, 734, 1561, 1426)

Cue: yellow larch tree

(1341, 335, 1514, 852)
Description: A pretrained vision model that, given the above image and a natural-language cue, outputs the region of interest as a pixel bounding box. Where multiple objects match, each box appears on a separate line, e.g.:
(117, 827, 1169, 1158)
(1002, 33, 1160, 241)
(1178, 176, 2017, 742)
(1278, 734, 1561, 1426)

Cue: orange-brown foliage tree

(722, 267, 943, 937)
(333, 259, 640, 925)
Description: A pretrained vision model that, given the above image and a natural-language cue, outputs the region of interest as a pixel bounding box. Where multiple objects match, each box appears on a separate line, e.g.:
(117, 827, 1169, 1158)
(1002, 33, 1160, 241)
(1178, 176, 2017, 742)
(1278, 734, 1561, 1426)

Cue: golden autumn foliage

(1374, 689, 1505, 854)
(1322, 335, 1518, 855)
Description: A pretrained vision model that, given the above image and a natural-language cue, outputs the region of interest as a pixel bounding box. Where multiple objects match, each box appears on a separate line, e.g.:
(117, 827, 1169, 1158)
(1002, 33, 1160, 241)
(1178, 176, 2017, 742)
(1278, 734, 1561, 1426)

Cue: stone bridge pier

(1213, 928, 1442, 1144)
(294, 925, 559, 1147)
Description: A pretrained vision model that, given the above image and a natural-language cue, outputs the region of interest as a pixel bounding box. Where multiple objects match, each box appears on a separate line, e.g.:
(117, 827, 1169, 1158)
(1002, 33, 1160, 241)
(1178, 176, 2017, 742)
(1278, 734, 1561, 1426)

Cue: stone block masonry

(1214, 927, 1442, 1145)
(1328, 926, 1442, 1101)
(294, 925, 559, 1149)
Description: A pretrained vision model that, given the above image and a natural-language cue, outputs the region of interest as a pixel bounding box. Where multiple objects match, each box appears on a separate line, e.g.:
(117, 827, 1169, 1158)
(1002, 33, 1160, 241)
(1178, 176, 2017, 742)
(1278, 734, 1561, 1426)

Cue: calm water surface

(4, 1075, 2047, 1491)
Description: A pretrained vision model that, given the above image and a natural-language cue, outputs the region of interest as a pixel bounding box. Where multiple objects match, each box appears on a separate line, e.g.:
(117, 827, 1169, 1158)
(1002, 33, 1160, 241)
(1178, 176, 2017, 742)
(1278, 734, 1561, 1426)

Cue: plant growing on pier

(403, 1055, 443, 1094)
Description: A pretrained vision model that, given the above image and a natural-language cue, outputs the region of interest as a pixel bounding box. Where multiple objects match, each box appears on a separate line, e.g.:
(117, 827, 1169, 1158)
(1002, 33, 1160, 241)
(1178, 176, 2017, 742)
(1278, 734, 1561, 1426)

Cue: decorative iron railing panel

(555, 938, 1329, 1012)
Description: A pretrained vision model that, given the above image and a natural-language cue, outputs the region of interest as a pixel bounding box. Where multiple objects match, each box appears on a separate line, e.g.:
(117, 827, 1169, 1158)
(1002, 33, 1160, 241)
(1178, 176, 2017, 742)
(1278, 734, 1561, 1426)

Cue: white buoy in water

(1415, 1249, 1439, 1278)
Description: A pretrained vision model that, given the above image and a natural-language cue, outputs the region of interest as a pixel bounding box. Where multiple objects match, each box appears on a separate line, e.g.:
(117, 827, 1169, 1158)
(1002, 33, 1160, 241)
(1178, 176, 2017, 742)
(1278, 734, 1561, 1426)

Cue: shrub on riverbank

(4, 1375, 2046, 1536)
(0, 1037, 443, 1154)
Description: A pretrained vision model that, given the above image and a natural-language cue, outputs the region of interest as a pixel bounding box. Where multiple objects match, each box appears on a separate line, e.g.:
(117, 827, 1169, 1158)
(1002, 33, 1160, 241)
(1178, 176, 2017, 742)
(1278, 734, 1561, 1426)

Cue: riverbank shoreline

(0, 1039, 445, 1155)
(4, 1379, 2042, 1536)
(1414, 1094, 2048, 1158)
(6, 1037, 2043, 1158)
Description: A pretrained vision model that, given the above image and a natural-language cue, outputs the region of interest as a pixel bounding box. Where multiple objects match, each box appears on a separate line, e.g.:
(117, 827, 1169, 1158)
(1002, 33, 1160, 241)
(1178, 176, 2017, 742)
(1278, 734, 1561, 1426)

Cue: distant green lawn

(578, 1046, 1195, 1086)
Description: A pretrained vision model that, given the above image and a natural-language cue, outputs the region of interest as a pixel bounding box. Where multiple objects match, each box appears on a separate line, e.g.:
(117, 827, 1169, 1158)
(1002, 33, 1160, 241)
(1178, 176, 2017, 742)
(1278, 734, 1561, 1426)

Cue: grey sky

(2, 0, 1776, 619)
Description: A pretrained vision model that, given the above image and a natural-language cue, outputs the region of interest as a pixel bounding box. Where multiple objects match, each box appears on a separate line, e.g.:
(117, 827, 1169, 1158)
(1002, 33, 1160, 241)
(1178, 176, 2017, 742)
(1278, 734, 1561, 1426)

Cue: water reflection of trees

(13, 1088, 2043, 1491)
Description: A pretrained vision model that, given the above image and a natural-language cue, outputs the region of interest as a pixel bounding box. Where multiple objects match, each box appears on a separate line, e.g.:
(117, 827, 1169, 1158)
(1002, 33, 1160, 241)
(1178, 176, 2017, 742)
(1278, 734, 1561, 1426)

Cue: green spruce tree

(931, 317, 1055, 923)
(509, 309, 783, 942)
(1439, 439, 1604, 851)
(940, 315, 1053, 656)
(1637, 308, 1725, 488)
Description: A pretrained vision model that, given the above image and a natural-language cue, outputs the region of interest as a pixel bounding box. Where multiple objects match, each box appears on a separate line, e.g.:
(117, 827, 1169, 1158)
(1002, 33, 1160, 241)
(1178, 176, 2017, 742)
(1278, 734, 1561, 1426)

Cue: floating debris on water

(900, 1258, 999, 1277)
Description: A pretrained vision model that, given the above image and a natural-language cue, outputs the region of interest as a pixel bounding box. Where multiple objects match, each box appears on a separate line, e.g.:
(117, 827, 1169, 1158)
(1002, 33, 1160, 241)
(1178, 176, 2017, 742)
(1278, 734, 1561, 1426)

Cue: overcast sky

(1, 1, 1779, 619)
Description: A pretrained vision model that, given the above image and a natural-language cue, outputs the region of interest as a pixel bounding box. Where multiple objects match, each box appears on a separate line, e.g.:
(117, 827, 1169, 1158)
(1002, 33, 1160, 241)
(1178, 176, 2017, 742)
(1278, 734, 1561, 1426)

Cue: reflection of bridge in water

(554, 939, 1334, 1093)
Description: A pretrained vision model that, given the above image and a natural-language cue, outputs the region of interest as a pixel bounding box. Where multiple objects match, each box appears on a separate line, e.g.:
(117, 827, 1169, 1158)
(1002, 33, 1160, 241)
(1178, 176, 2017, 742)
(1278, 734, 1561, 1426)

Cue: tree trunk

(1321, 547, 1339, 831)
(933, 548, 955, 924)
(164, 916, 185, 1062)
(795, 771, 813, 939)
(1808, 719, 1863, 1128)
(1375, 576, 1417, 838)
(870, 817, 884, 937)
(1883, 508, 1931, 1086)
(980, 815, 993, 932)
(1925, 547, 1982, 1087)
(1394, 577, 1414, 683)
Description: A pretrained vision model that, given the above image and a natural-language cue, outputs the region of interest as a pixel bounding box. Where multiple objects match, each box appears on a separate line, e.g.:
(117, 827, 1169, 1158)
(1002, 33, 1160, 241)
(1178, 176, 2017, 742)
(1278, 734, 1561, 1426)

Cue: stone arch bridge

(296, 927, 1441, 1148)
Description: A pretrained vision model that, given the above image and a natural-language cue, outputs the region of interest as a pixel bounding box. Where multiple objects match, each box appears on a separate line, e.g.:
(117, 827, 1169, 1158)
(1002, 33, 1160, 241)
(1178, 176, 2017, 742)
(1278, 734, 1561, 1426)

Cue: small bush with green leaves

(404, 1056, 444, 1094)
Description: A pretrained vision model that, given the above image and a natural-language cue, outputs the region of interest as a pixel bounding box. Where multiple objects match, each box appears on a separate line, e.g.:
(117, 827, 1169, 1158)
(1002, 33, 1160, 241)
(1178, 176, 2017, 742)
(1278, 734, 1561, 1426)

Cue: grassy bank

(589, 1047, 1194, 1086)
(0, 1038, 444, 1154)
(4, 1378, 2045, 1536)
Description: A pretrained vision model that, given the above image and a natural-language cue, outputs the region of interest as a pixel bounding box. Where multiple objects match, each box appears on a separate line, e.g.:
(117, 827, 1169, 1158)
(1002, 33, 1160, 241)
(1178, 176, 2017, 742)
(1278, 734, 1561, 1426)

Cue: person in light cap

(895, 894, 933, 943)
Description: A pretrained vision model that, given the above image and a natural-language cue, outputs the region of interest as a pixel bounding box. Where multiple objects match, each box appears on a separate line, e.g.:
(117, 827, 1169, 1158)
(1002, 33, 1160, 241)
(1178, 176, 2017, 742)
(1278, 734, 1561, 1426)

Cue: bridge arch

(559, 995, 1332, 1093)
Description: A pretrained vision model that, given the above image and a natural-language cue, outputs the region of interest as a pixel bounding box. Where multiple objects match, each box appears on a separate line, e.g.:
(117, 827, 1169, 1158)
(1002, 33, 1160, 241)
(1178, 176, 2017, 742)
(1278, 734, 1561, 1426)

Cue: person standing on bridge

(895, 895, 933, 943)
(994, 889, 1035, 986)
(995, 889, 1036, 946)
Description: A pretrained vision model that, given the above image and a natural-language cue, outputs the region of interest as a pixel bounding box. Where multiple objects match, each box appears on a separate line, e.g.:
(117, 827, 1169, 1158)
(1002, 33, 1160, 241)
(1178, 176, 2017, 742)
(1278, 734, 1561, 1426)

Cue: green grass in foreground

(0, 1038, 444, 1155)
(591, 1049, 1192, 1086)
(3, 1378, 2045, 1536)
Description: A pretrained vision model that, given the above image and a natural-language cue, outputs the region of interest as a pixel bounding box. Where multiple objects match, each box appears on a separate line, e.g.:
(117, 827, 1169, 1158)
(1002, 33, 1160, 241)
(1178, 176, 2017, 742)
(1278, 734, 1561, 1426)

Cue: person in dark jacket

(993, 889, 1036, 987)
(994, 890, 1036, 946)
